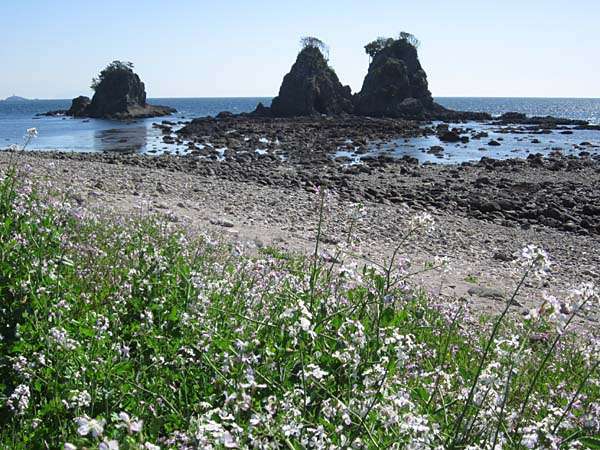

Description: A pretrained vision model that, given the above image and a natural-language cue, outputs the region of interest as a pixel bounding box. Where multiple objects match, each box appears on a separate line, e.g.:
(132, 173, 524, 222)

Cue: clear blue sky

(1, 0, 599, 99)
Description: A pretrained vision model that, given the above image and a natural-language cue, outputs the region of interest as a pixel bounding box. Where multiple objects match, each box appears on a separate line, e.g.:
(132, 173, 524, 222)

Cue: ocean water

(0, 98, 271, 153)
(0, 97, 599, 162)
(436, 97, 600, 124)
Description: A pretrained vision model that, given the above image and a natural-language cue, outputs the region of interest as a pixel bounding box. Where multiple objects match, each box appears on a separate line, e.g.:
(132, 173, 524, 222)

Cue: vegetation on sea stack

(91, 61, 135, 92)
(364, 32, 421, 59)
(300, 36, 330, 61)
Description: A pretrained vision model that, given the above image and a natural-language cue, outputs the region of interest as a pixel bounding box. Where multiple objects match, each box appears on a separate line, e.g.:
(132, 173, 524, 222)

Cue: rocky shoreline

(1, 149, 598, 329)
(12, 132, 600, 236)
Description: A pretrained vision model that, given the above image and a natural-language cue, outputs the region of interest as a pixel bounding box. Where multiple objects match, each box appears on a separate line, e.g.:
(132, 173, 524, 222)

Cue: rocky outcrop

(267, 46, 354, 117)
(67, 96, 91, 117)
(39, 62, 176, 120)
(353, 38, 493, 121)
(85, 63, 175, 120)
(354, 38, 435, 118)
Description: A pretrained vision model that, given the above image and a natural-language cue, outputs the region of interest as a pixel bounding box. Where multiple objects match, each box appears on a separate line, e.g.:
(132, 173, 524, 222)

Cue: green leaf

(580, 437, 600, 449)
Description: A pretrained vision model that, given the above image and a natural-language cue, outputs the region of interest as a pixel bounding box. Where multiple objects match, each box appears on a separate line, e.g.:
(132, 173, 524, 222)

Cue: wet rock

(427, 146, 444, 155)
(438, 130, 461, 143)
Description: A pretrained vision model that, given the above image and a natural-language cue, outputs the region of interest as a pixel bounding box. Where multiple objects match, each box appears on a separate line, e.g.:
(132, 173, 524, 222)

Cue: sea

(1, 97, 599, 164)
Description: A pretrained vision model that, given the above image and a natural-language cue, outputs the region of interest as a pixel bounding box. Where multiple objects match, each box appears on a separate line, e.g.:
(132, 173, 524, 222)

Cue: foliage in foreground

(0, 169, 599, 449)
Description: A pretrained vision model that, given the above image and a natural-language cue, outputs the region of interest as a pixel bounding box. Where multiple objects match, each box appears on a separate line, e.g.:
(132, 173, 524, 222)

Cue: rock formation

(83, 61, 175, 119)
(67, 96, 91, 117)
(38, 62, 176, 120)
(353, 37, 437, 118)
(268, 45, 354, 117)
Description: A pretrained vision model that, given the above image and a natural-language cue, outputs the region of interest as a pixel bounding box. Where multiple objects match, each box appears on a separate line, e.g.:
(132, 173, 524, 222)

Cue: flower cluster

(0, 167, 598, 449)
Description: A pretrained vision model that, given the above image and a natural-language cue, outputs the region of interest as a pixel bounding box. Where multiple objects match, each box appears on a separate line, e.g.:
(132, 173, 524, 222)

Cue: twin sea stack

(257, 34, 490, 121)
(59, 61, 175, 120)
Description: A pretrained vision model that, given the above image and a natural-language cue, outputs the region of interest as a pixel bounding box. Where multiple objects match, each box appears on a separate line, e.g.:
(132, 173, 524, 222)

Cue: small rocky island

(1, 95, 30, 102)
(45, 61, 175, 120)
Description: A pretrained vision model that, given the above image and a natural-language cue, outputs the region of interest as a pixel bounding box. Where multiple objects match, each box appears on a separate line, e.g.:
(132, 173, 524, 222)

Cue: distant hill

(2, 95, 29, 102)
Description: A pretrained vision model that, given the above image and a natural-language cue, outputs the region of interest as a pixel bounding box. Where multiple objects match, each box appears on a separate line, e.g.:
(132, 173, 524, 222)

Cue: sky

(1, 0, 599, 99)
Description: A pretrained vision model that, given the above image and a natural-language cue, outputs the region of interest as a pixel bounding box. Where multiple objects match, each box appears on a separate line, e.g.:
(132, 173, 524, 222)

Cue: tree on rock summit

(354, 32, 438, 119)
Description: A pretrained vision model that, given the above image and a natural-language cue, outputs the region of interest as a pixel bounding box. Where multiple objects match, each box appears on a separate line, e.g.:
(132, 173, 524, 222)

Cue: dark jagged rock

(354, 38, 491, 121)
(67, 96, 91, 117)
(38, 62, 176, 120)
(438, 129, 461, 143)
(40, 63, 176, 120)
(85, 64, 175, 120)
(251, 102, 272, 117)
(354, 39, 434, 118)
(268, 46, 354, 117)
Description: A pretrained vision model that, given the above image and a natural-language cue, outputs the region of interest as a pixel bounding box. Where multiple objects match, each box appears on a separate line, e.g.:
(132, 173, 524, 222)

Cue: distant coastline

(0, 95, 31, 102)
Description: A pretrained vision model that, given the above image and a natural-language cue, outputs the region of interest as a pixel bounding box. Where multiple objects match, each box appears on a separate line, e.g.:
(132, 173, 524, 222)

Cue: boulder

(251, 102, 271, 117)
(438, 130, 461, 143)
(67, 96, 91, 117)
(354, 38, 435, 118)
(269, 46, 354, 117)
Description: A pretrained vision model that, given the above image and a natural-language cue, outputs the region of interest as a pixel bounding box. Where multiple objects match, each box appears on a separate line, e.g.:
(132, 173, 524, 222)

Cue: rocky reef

(267, 42, 354, 117)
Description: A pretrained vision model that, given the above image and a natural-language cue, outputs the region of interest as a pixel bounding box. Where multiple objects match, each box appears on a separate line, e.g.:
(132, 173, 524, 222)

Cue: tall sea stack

(269, 41, 354, 117)
(354, 36, 436, 118)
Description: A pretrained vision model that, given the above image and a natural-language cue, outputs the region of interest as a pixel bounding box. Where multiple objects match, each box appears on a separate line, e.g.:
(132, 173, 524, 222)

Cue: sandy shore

(1, 150, 598, 330)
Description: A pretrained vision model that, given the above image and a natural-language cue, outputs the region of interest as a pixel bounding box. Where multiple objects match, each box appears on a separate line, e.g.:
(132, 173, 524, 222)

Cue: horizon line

(4, 95, 600, 101)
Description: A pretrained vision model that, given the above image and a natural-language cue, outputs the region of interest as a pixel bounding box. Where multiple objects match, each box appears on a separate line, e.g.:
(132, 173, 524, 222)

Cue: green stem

(448, 268, 529, 449)
(553, 358, 599, 436)
(515, 295, 592, 434)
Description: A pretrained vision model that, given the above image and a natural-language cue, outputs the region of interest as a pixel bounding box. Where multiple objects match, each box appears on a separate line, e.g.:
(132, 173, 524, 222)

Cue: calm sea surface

(1, 97, 599, 163)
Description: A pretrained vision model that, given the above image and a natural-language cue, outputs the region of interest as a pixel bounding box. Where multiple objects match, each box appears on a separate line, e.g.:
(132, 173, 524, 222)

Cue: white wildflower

(74, 415, 105, 437)
(305, 364, 328, 381)
(49, 327, 78, 350)
(144, 443, 160, 450)
(99, 440, 119, 450)
(115, 411, 143, 434)
(409, 212, 435, 233)
(94, 315, 110, 337)
(519, 244, 551, 278)
(521, 428, 539, 449)
(6, 384, 30, 415)
(64, 390, 91, 409)
(26, 127, 38, 138)
(119, 343, 131, 359)
(64, 444, 77, 450)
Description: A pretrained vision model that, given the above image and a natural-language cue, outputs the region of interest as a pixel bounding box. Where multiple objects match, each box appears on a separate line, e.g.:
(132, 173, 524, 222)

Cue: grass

(0, 166, 598, 449)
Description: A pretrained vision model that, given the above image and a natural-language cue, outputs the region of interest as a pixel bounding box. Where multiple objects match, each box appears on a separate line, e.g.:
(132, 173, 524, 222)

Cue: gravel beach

(2, 147, 598, 330)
